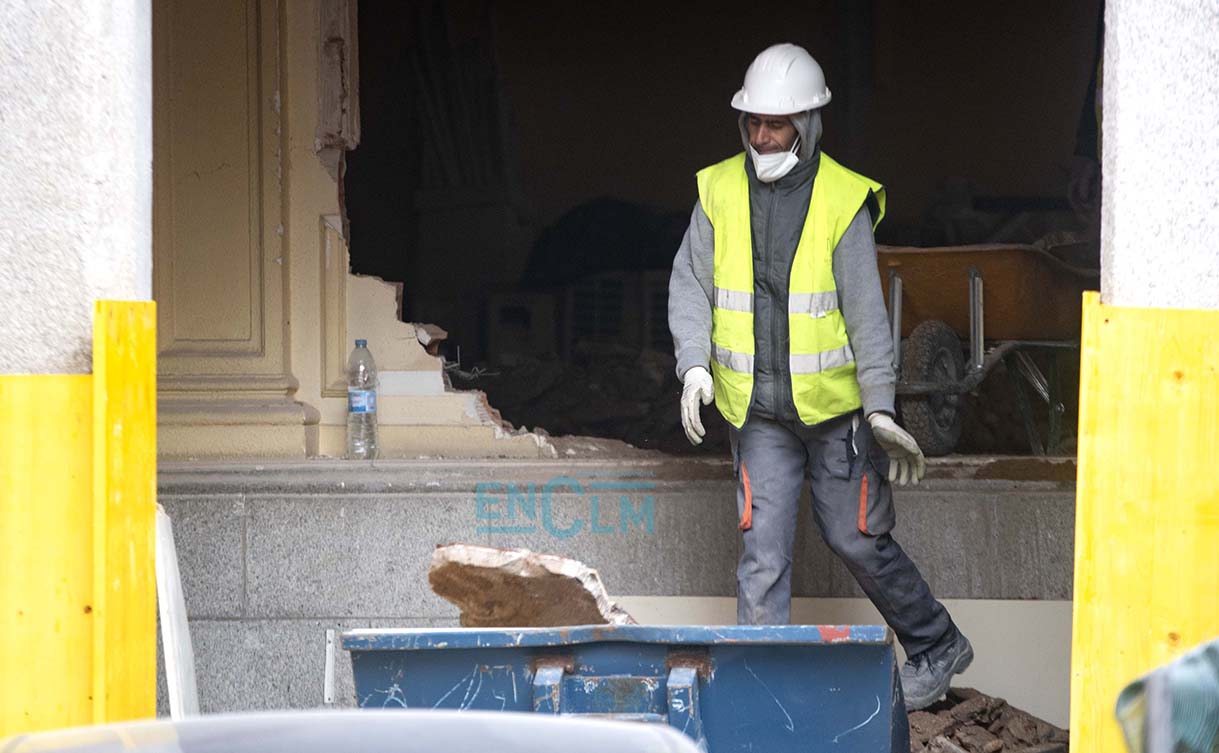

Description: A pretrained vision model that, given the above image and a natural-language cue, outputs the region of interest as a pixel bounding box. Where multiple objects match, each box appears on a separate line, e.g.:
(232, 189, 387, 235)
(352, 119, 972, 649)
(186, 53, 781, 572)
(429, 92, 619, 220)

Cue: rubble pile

(912, 688, 1069, 753)
(455, 343, 730, 454)
(460, 341, 1070, 457)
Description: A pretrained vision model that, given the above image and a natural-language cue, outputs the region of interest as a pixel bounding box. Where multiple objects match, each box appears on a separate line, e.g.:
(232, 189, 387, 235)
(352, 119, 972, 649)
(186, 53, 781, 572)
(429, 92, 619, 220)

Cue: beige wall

(153, 0, 309, 456)
(153, 0, 547, 459)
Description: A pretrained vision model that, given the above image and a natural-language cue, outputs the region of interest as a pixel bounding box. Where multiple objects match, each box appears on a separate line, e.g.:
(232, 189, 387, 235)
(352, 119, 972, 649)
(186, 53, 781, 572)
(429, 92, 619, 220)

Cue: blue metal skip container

(342, 624, 910, 753)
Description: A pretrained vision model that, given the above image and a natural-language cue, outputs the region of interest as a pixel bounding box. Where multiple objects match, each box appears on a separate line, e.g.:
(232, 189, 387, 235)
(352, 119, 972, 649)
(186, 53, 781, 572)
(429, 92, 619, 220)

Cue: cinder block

(175, 618, 452, 712)
(1033, 494, 1076, 599)
(989, 494, 1052, 598)
(159, 495, 245, 617)
(245, 494, 471, 619)
(787, 486, 1077, 601)
(655, 484, 741, 596)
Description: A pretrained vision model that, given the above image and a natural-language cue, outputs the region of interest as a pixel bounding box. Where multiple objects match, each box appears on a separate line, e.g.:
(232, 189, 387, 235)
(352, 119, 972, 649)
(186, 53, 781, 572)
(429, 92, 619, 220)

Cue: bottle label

(348, 389, 377, 414)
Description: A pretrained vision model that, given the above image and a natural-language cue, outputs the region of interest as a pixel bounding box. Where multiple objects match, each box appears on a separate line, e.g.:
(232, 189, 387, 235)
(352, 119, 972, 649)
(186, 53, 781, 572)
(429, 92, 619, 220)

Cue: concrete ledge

(315, 425, 553, 459)
(160, 459, 1074, 607)
(158, 456, 1073, 493)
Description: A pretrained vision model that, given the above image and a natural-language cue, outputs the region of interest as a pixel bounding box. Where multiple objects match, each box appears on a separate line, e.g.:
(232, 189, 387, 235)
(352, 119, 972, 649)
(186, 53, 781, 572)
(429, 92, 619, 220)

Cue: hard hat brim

(731, 88, 832, 115)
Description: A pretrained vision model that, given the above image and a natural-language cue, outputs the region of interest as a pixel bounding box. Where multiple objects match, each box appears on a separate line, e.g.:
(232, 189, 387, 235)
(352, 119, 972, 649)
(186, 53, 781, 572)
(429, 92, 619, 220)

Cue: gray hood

(737, 109, 823, 161)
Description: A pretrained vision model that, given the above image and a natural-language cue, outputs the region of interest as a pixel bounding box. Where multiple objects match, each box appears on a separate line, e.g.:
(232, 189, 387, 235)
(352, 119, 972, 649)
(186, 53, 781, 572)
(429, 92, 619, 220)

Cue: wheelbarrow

(342, 624, 910, 753)
(877, 244, 1099, 456)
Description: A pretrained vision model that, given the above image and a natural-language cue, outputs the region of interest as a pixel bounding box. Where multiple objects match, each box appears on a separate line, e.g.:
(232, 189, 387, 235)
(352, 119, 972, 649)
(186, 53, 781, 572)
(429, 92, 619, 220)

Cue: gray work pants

(729, 410, 953, 656)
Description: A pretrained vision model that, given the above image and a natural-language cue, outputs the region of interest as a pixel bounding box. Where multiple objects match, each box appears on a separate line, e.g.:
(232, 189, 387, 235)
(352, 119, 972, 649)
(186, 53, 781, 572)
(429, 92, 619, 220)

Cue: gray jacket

(667, 146, 896, 422)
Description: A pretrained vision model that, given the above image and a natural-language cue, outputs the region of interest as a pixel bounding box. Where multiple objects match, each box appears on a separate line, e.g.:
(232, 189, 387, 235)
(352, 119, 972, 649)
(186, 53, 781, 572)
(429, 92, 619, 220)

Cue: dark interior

(344, 0, 1102, 455)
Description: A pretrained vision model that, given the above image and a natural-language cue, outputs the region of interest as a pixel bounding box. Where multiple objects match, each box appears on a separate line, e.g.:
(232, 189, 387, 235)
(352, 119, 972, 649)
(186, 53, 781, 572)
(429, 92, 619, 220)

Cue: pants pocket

(852, 416, 896, 536)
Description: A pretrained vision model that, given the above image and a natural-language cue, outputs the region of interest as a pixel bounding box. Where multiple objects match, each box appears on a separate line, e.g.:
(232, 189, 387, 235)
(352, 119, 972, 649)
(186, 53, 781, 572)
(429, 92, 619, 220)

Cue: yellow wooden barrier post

(0, 301, 156, 737)
(92, 300, 158, 723)
(0, 376, 95, 734)
(1071, 291, 1219, 751)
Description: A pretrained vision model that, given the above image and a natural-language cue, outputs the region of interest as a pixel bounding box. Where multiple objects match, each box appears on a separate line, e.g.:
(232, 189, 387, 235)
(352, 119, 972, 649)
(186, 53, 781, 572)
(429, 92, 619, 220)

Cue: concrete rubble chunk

(414, 323, 449, 355)
(909, 710, 956, 746)
(428, 543, 637, 628)
(950, 694, 1007, 725)
(928, 735, 970, 753)
(916, 688, 1068, 753)
(953, 724, 1003, 753)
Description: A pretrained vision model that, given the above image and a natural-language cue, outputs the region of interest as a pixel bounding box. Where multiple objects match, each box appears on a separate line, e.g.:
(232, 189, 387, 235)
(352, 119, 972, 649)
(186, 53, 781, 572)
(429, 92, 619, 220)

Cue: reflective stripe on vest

(790, 343, 855, 374)
(696, 151, 886, 428)
(787, 291, 839, 317)
(714, 344, 754, 374)
(713, 286, 753, 313)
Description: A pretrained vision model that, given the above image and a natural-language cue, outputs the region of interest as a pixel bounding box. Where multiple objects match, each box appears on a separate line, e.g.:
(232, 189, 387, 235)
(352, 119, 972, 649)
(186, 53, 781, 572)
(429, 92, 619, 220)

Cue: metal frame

(888, 268, 1078, 455)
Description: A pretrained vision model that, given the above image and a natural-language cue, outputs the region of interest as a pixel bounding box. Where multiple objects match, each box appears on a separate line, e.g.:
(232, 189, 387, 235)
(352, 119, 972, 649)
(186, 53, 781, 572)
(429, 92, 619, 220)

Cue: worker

(667, 43, 972, 710)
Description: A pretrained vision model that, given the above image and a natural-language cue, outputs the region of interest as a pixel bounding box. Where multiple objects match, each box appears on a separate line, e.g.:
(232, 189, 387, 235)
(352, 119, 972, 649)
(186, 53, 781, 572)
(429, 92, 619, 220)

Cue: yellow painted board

(1071, 291, 1219, 752)
(92, 301, 158, 723)
(0, 375, 95, 737)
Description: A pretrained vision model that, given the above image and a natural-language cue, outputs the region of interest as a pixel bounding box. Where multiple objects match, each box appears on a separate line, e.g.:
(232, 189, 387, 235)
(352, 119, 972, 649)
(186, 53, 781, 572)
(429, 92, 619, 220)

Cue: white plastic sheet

(156, 503, 200, 717)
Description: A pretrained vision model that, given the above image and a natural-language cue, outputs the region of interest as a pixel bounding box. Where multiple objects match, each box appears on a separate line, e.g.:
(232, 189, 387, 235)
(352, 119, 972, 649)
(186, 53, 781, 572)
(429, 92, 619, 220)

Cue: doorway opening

(343, 0, 1102, 456)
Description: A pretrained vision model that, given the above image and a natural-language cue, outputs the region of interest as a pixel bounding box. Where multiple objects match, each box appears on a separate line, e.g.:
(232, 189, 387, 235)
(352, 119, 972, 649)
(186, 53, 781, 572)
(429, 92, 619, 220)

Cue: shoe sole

(904, 638, 975, 711)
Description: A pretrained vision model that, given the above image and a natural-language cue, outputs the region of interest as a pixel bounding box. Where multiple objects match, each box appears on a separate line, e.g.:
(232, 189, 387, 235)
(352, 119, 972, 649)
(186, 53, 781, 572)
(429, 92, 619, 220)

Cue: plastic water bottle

(346, 339, 379, 459)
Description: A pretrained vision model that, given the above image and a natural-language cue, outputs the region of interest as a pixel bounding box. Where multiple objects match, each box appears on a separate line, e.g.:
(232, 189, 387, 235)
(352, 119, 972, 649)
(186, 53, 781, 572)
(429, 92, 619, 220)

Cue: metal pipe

(1014, 351, 1050, 403)
(888, 270, 903, 376)
(969, 269, 984, 371)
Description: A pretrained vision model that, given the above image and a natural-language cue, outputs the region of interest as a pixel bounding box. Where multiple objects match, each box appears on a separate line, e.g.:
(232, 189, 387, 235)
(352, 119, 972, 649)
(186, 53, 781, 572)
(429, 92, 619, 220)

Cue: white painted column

(1101, 0, 1219, 309)
(0, 0, 152, 373)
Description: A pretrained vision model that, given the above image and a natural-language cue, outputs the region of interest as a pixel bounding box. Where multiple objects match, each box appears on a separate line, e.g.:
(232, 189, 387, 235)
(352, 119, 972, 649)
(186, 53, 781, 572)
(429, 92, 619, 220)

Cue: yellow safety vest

(696, 151, 886, 428)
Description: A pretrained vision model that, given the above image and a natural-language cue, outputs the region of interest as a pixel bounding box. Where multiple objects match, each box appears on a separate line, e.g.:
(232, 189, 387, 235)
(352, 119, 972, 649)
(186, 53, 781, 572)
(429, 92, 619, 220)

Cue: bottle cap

(355, 339, 367, 348)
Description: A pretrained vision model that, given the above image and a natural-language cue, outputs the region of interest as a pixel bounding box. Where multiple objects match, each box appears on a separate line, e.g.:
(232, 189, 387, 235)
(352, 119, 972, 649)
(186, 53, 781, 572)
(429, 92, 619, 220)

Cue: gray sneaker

(900, 628, 974, 710)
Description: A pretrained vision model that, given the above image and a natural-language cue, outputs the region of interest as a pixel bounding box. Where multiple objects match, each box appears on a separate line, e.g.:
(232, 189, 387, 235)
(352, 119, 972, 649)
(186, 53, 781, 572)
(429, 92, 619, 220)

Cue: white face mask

(749, 135, 801, 183)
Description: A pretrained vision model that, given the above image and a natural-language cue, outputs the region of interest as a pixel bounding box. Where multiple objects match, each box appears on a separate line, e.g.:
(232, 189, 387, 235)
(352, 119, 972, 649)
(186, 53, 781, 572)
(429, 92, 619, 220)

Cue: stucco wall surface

(0, 0, 151, 373)
(1101, 0, 1219, 309)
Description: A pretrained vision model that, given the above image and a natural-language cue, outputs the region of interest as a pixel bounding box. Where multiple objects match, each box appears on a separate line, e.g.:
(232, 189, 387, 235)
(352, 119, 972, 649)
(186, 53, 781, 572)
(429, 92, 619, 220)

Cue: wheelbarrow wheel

(899, 319, 965, 456)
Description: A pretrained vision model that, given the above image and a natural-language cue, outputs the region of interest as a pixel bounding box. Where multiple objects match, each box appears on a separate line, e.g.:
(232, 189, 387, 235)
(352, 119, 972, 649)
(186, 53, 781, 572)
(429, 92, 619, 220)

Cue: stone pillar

(1100, 0, 1219, 308)
(0, 0, 157, 735)
(1072, 3, 1219, 752)
(0, 0, 152, 373)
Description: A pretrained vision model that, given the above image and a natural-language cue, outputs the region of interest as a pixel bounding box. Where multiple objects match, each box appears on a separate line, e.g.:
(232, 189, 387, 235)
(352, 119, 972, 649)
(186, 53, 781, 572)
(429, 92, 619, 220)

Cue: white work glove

(867, 412, 927, 486)
(680, 366, 715, 445)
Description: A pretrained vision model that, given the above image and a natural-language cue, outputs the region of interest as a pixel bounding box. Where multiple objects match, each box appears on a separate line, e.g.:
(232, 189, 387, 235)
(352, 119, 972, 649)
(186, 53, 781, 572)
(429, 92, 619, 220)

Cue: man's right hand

(680, 366, 715, 445)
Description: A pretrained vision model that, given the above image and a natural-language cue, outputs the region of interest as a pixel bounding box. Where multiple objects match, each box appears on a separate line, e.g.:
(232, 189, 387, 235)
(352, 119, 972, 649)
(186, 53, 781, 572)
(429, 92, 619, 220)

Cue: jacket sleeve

(668, 201, 715, 381)
(833, 205, 897, 417)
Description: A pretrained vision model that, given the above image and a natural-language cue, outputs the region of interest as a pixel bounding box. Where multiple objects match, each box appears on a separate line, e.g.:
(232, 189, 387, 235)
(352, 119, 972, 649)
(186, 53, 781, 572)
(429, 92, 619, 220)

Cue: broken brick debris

(909, 711, 955, 743)
(949, 694, 1006, 725)
(428, 544, 636, 628)
(911, 688, 1069, 753)
(449, 343, 729, 454)
(928, 736, 970, 753)
(414, 323, 449, 356)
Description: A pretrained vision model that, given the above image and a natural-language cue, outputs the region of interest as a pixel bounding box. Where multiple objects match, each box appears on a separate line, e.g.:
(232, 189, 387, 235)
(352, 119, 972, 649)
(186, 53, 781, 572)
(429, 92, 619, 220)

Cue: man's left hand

(867, 412, 927, 486)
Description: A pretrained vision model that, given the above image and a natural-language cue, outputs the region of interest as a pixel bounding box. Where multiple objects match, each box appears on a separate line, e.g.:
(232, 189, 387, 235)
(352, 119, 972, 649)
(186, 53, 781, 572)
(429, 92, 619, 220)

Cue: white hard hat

(731, 43, 832, 115)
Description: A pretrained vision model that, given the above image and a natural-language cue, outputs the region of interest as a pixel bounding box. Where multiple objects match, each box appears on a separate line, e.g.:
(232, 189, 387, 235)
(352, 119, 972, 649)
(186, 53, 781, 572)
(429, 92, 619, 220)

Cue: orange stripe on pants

(739, 461, 753, 531)
(857, 474, 869, 534)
